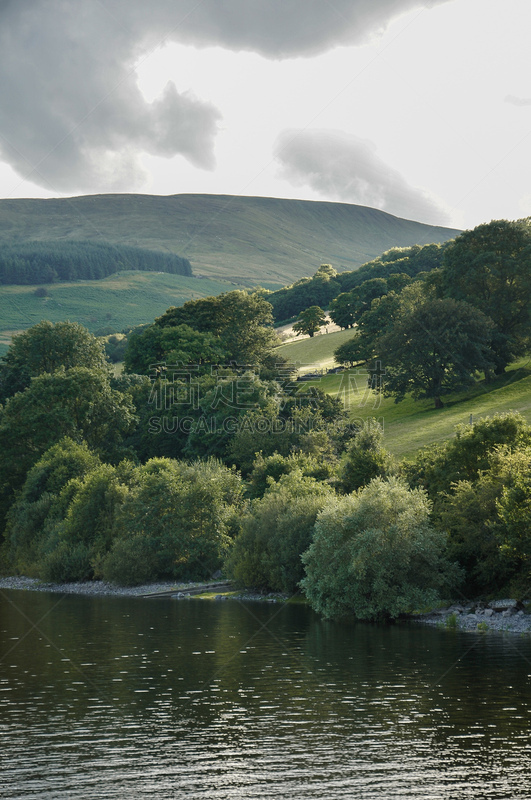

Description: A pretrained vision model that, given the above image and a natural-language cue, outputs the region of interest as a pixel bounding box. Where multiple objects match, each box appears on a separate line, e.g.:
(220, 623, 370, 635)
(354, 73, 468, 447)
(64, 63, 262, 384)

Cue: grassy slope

(0, 193, 460, 286)
(280, 333, 531, 457)
(275, 328, 355, 372)
(0, 271, 245, 352)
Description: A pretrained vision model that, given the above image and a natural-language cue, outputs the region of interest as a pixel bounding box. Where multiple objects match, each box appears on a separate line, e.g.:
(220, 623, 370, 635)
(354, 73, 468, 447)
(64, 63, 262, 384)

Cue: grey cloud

(505, 95, 531, 107)
(0, 1, 220, 192)
(122, 0, 450, 58)
(0, 0, 448, 193)
(274, 129, 449, 224)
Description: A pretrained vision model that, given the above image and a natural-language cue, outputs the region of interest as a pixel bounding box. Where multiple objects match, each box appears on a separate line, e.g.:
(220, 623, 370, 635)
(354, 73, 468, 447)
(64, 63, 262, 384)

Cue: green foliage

(270, 264, 341, 321)
(226, 470, 335, 593)
(101, 458, 243, 585)
(0, 240, 191, 285)
(124, 323, 227, 375)
(183, 371, 280, 460)
(334, 333, 372, 367)
(104, 333, 128, 364)
(440, 218, 531, 372)
(378, 297, 495, 407)
(437, 466, 512, 596)
(155, 290, 278, 366)
(496, 449, 531, 576)
(339, 421, 393, 493)
(269, 244, 447, 322)
(445, 613, 458, 629)
(3, 438, 102, 574)
(0, 367, 136, 514)
(0, 320, 109, 401)
(293, 306, 328, 338)
(248, 452, 336, 498)
(301, 477, 460, 621)
(403, 412, 531, 502)
(329, 278, 388, 330)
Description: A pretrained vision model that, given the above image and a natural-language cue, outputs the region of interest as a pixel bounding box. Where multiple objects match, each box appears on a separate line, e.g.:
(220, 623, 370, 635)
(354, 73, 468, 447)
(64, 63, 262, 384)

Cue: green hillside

(276, 328, 354, 372)
(313, 359, 531, 458)
(0, 193, 460, 287)
(0, 271, 246, 354)
(276, 329, 531, 456)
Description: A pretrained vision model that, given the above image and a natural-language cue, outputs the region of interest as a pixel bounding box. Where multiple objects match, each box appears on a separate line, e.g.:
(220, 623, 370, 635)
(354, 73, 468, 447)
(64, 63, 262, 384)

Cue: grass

(275, 328, 356, 371)
(306, 357, 531, 458)
(0, 271, 247, 354)
(0, 193, 459, 286)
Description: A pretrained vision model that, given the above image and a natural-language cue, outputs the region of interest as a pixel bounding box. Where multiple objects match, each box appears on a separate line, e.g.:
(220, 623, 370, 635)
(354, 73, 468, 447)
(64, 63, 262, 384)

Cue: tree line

(268, 243, 445, 321)
(0, 240, 192, 284)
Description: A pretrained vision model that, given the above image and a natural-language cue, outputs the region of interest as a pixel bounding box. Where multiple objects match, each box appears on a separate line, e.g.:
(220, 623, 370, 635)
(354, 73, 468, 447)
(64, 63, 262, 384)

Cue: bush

(339, 420, 392, 493)
(225, 470, 335, 593)
(301, 477, 461, 621)
(100, 534, 159, 586)
(41, 541, 93, 583)
(101, 458, 243, 585)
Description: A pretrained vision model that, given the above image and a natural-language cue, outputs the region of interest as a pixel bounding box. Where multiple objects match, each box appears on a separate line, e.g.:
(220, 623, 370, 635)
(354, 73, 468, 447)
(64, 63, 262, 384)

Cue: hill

(0, 194, 460, 287)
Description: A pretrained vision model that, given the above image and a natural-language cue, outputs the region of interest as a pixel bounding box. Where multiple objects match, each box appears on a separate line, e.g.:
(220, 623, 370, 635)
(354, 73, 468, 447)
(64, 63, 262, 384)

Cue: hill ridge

(0, 193, 461, 287)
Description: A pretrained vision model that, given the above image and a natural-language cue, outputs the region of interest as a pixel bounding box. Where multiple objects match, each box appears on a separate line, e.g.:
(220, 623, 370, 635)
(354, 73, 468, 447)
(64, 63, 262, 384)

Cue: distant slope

(0, 271, 247, 355)
(0, 194, 460, 287)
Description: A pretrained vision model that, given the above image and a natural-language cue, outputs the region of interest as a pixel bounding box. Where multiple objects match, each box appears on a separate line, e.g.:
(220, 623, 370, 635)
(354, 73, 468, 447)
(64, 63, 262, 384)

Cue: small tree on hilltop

(293, 306, 328, 338)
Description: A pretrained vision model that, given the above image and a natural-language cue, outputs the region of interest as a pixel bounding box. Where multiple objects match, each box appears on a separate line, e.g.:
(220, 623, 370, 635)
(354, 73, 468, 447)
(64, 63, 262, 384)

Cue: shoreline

(0, 576, 287, 604)
(2, 577, 531, 634)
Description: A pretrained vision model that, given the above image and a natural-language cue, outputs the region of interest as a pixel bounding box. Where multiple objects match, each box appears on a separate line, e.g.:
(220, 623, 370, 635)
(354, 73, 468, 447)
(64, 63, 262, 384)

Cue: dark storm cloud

(274, 130, 449, 224)
(0, 0, 448, 192)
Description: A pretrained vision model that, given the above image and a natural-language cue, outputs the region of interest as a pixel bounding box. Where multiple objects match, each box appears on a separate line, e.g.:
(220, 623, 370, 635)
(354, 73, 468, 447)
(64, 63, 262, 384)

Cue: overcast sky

(0, 0, 529, 229)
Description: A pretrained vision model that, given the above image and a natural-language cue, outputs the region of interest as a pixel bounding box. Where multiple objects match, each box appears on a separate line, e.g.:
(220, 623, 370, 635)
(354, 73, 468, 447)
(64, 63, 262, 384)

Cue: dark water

(1, 591, 531, 799)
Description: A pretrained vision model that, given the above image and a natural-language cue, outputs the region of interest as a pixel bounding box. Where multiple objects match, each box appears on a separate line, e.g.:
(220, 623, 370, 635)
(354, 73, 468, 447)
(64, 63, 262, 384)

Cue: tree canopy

(153, 290, 278, 366)
(301, 477, 460, 621)
(292, 306, 328, 338)
(440, 218, 531, 372)
(378, 297, 495, 407)
(0, 320, 109, 402)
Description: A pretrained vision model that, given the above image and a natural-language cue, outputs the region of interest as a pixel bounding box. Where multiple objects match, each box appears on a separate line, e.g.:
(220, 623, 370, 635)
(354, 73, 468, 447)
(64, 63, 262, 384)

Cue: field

(310, 359, 531, 459)
(275, 328, 355, 372)
(0, 271, 246, 353)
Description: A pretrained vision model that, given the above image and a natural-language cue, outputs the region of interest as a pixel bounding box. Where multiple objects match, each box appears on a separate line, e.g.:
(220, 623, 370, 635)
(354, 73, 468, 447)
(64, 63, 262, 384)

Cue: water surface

(1, 590, 531, 798)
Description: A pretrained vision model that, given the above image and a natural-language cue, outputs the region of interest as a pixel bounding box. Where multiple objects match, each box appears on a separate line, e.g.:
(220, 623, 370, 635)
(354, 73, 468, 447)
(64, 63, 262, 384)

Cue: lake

(1, 590, 531, 799)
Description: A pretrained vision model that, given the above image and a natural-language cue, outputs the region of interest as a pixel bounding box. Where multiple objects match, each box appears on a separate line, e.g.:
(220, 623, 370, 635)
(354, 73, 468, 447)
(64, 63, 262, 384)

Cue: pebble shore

(0, 576, 288, 604)
(0, 576, 194, 597)
(414, 599, 531, 635)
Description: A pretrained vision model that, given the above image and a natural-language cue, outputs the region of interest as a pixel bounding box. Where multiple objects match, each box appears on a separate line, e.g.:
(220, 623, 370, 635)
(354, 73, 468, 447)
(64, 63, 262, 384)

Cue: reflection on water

(1, 590, 531, 799)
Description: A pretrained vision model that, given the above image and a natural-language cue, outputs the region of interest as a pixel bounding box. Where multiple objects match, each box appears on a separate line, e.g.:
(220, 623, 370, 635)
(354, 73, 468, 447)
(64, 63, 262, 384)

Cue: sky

(0, 0, 530, 230)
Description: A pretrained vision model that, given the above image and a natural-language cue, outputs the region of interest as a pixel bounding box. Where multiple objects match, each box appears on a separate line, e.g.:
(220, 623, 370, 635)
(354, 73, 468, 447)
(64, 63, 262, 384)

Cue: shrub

(301, 477, 461, 621)
(225, 470, 335, 593)
(101, 458, 243, 585)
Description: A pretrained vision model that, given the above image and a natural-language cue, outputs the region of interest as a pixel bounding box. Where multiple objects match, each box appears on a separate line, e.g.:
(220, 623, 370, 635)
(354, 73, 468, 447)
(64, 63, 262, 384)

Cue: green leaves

(441, 218, 531, 371)
(226, 470, 334, 594)
(292, 305, 327, 338)
(0, 320, 109, 402)
(301, 477, 460, 621)
(378, 297, 495, 407)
